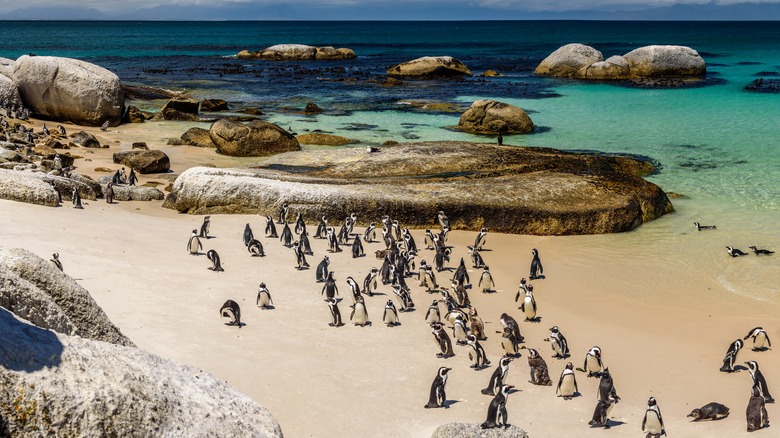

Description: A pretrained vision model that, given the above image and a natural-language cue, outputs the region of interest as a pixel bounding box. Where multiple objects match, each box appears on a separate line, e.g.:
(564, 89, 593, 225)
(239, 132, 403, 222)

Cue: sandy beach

(1, 117, 777, 436)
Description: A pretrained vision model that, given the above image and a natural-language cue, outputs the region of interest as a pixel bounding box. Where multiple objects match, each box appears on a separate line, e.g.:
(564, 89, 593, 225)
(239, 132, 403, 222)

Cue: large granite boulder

(458, 100, 535, 134)
(0, 74, 21, 107)
(584, 55, 631, 80)
(296, 133, 356, 146)
(113, 150, 170, 174)
(98, 177, 165, 201)
(237, 44, 356, 61)
(534, 43, 603, 77)
(623, 45, 706, 77)
(71, 131, 101, 148)
(163, 142, 673, 235)
(387, 56, 471, 79)
(24, 172, 98, 200)
(209, 119, 300, 157)
(0, 308, 283, 437)
(0, 169, 60, 206)
(180, 127, 215, 147)
(0, 57, 14, 79)
(200, 98, 229, 112)
(12, 55, 124, 126)
(0, 247, 133, 346)
(431, 423, 529, 438)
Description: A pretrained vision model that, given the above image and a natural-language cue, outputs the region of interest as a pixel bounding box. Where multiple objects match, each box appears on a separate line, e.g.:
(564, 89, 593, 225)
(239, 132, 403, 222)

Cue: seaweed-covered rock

(237, 44, 356, 61)
(200, 98, 229, 112)
(458, 100, 535, 134)
(296, 133, 356, 146)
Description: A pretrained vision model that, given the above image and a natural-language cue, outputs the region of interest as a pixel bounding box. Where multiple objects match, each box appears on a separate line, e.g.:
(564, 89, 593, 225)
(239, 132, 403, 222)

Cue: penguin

(500, 313, 524, 345)
(57, 124, 66, 136)
(50, 253, 63, 271)
(520, 286, 537, 322)
(112, 169, 122, 185)
(589, 398, 614, 428)
(749, 246, 775, 255)
(474, 227, 488, 251)
(746, 361, 774, 403)
(382, 226, 395, 249)
(478, 266, 494, 293)
(326, 227, 341, 253)
(105, 182, 115, 204)
(527, 348, 553, 386)
(642, 397, 666, 438)
(363, 267, 379, 296)
(514, 278, 529, 303)
(294, 212, 306, 235)
(41, 124, 50, 137)
(349, 295, 370, 327)
(402, 228, 417, 253)
(346, 276, 362, 303)
(383, 299, 399, 327)
(424, 229, 435, 250)
(352, 234, 365, 258)
(299, 229, 313, 255)
(443, 299, 467, 325)
(467, 307, 486, 340)
(127, 168, 138, 186)
(468, 246, 486, 269)
(450, 280, 470, 308)
(280, 222, 294, 247)
(363, 221, 376, 243)
(187, 229, 202, 255)
(726, 246, 749, 257)
(694, 221, 716, 231)
(598, 368, 620, 403)
(206, 249, 224, 272)
(256, 282, 273, 309)
(119, 168, 127, 184)
(467, 334, 490, 370)
(438, 227, 450, 248)
(452, 315, 469, 345)
(434, 246, 450, 272)
(326, 297, 344, 327)
(482, 356, 512, 395)
(243, 223, 254, 247)
(265, 216, 278, 238)
(431, 322, 454, 358)
(687, 402, 730, 421)
(720, 339, 744, 372)
(481, 384, 513, 429)
(277, 202, 289, 224)
(219, 300, 241, 327)
(557, 362, 579, 400)
(72, 187, 83, 209)
(293, 241, 310, 270)
(744, 327, 771, 351)
(437, 211, 449, 230)
(549, 326, 569, 359)
(501, 328, 521, 358)
(53, 154, 62, 171)
(321, 271, 339, 300)
(424, 367, 451, 409)
(453, 257, 470, 285)
(315, 256, 330, 283)
(425, 300, 441, 324)
(380, 254, 393, 284)
(392, 284, 414, 311)
(419, 262, 438, 292)
(746, 385, 769, 432)
(199, 216, 210, 238)
(248, 239, 265, 257)
(314, 215, 328, 239)
(583, 346, 603, 377)
(50, 181, 62, 205)
(100, 120, 110, 131)
(530, 248, 544, 279)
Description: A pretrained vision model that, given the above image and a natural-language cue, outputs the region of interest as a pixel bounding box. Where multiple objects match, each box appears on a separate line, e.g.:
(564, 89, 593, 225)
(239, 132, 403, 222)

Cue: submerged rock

(163, 141, 673, 235)
(458, 100, 535, 134)
(387, 56, 472, 79)
(237, 44, 356, 61)
(296, 133, 356, 146)
(431, 423, 529, 438)
(209, 119, 300, 157)
(113, 150, 170, 174)
(745, 78, 780, 93)
(200, 98, 229, 112)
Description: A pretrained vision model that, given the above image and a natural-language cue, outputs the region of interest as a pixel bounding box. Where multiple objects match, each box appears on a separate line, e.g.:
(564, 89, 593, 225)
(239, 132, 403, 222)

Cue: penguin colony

(184, 207, 775, 434)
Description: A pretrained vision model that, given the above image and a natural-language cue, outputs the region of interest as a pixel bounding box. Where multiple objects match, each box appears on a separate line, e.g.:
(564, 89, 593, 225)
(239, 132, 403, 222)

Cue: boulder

(387, 56, 471, 79)
(121, 84, 178, 100)
(584, 55, 630, 80)
(180, 127, 214, 147)
(24, 172, 97, 200)
(201, 98, 229, 112)
(0, 169, 59, 206)
(0, 74, 21, 107)
(161, 96, 199, 115)
(0, 149, 26, 163)
(0, 57, 14, 79)
(113, 150, 170, 174)
(237, 44, 356, 61)
(431, 423, 529, 438)
(209, 119, 300, 157)
(132, 142, 149, 150)
(623, 45, 706, 78)
(163, 142, 673, 235)
(98, 177, 165, 201)
(0, 308, 283, 437)
(534, 43, 603, 77)
(160, 108, 199, 121)
(315, 46, 357, 60)
(296, 133, 356, 146)
(458, 100, 535, 134)
(67, 172, 103, 198)
(12, 55, 124, 126)
(124, 105, 146, 123)
(381, 77, 403, 87)
(482, 69, 503, 77)
(0, 247, 131, 345)
(303, 102, 323, 113)
(71, 131, 101, 148)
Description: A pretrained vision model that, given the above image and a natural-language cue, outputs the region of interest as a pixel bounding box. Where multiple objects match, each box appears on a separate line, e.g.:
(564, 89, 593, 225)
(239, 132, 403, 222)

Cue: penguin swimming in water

(199, 216, 211, 238)
(425, 300, 441, 324)
(265, 216, 278, 238)
(293, 241, 310, 270)
(105, 182, 115, 204)
(520, 285, 537, 322)
(243, 224, 254, 247)
(424, 367, 451, 409)
(72, 187, 83, 209)
(583, 346, 604, 377)
(327, 297, 344, 327)
(598, 368, 620, 403)
(642, 397, 666, 438)
(206, 249, 224, 272)
(557, 362, 579, 400)
(693, 222, 716, 231)
(482, 356, 512, 395)
(746, 385, 769, 432)
(431, 322, 454, 358)
(383, 299, 399, 327)
(50, 253, 63, 271)
(749, 246, 775, 255)
(744, 327, 771, 351)
(746, 361, 774, 403)
(294, 212, 306, 235)
(248, 239, 265, 257)
(314, 215, 327, 239)
(474, 228, 488, 251)
(256, 282, 273, 309)
(277, 202, 289, 224)
(299, 228, 313, 255)
(363, 267, 379, 296)
(280, 222, 294, 247)
(467, 334, 490, 370)
(530, 248, 544, 279)
(321, 271, 339, 300)
(352, 234, 365, 258)
(350, 295, 370, 327)
(720, 339, 744, 372)
(726, 246, 749, 257)
(187, 229, 202, 255)
(478, 266, 494, 293)
(315, 256, 330, 283)
(527, 348, 553, 386)
(589, 398, 614, 429)
(481, 384, 513, 429)
(688, 402, 730, 421)
(549, 326, 569, 359)
(219, 300, 241, 327)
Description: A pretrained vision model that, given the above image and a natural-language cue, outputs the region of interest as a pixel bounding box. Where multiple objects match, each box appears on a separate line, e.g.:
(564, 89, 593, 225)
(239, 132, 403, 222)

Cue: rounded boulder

(458, 100, 535, 134)
(623, 45, 706, 78)
(386, 56, 471, 79)
(534, 43, 604, 77)
(209, 119, 300, 157)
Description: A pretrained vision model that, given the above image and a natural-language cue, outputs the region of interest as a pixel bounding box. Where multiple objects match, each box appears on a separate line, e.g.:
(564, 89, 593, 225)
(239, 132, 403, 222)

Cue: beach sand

(2, 119, 778, 437)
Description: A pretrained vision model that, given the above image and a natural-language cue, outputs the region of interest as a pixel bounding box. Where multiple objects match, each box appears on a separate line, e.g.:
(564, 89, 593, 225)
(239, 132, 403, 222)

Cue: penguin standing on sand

(346, 276, 362, 303)
(431, 322, 454, 358)
(514, 278, 528, 304)
(453, 258, 470, 286)
(598, 368, 621, 404)
(293, 241, 310, 269)
(316, 256, 330, 282)
(424, 367, 451, 409)
(549, 326, 569, 359)
(363, 267, 379, 296)
(419, 262, 438, 292)
(256, 282, 273, 309)
(206, 249, 224, 272)
(187, 230, 202, 255)
(127, 168, 138, 186)
(527, 348, 553, 386)
(500, 313, 524, 346)
(50, 253, 63, 271)
(468, 307, 486, 340)
(746, 385, 769, 432)
(746, 361, 774, 403)
(530, 248, 544, 279)
(364, 221, 376, 243)
(327, 227, 341, 253)
(583, 346, 604, 377)
(557, 362, 579, 400)
(425, 300, 441, 324)
(467, 334, 490, 370)
(589, 398, 614, 429)
(452, 315, 469, 345)
(402, 228, 417, 253)
(219, 300, 241, 327)
(520, 286, 537, 321)
(265, 216, 278, 238)
(434, 247, 450, 272)
(481, 384, 513, 429)
(50, 181, 62, 205)
(327, 297, 344, 327)
(744, 327, 771, 351)
(199, 216, 211, 238)
(482, 356, 512, 396)
(437, 211, 449, 230)
(105, 182, 115, 204)
(352, 234, 365, 258)
(478, 266, 494, 293)
(321, 272, 339, 300)
(248, 239, 265, 257)
(642, 397, 666, 438)
(392, 284, 414, 311)
(383, 299, 399, 327)
(474, 227, 488, 251)
(294, 212, 306, 235)
(720, 339, 744, 372)
(350, 295, 369, 327)
(243, 224, 254, 247)
(299, 229, 313, 255)
(72, 187, 83, 209)
(277, 203, 289, 224)
(468, 246, 485, 269)
(314, 215, 327, 239)
(280, 222, 294, 247)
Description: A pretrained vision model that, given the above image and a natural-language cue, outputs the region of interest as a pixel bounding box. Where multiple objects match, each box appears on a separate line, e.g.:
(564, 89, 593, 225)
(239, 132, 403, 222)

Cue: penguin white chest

(755, 332, 767, 348)
(644, 411, 663, 434)
(586, 355, 601, 373)
(524, 297, 535, 318)
(353, 304, 367, 324)
(559, 374, 576, 396)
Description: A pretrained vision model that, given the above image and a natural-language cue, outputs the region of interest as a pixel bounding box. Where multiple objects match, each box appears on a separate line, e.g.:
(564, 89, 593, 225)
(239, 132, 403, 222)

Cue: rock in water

(237, 44, 356, 60)
(386, 56, 472, 79)
(431, 423, 529, 438)
(458, 100, 535, 134)
(623, 45, 706, 77)
(113, 150, 171, 174)
(535, 43, 604, 77)
(124, 105, 147, 123)
(12, 55, 124, 126)
(201, 98, 229, 112)
(584, 55, 631, 80)
(296, 133, 356, 146)
(209, 119, 300, 157)
(303, 102, 323, 113)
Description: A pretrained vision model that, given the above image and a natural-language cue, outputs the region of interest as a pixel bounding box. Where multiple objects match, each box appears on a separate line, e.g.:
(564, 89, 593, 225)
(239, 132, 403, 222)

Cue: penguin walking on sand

(746, 385, 770, 432)
(431, 322, 454, 358)
(514, 278, 529, 304)
(749, 246, 774, 255)
(642, 397, 666, 438)
(256, 283, 273, 309)
(425, 300, 441, 324)
(206, 249, 224, 272)
(314, 215, 327, 239)
(530, 248, 544, 279)
(474, 227, 488, 251)
(352, 234, 365, 258)
(482, 356, 512, 396)
(520, 286, 537, 322)
(549, 326, 569, 359)
(720, 339, 744, 372)
(363, 267, 379, 296)
(468, 246, 486, 269)
(583, 346, 604, 377)
(528, 348, 553, 386)
(187, 230, 202, 255)
(434, 246, 450, 272)
(316, 256, 330, 283)
(383, 299, 399, 327)
(299, 229, 313, 255)
(468, 307, 486, 340)
(467, 334, 490, 370)
(424, 367, 451, 409)
(321, 271, 339, 300)
(105, 182, 115, 204)
(452, 315, 469, 345)
(293, 241, 310, 269)
(220, 300, 241, 327)
(589, 398, 614, 429)
(744, 327, 771, 351)
(557, 362, 579, 400)
(277, 203, 289, 224)
(350, 295, 370, 327)
(481, 384, 513, 429)
(478, 266, 494, 293)
(327, 297, 344, 327)
(453, 258, 470, 286)
(294, 212, 306, 235)
(419, 262, 438, 292)
(598, 368, 621, 404)
(265, 216, 278, 238)
(392, 284, 414, 311)
(726, 246, 749, 257)
(248, 239, 265, 257)
(199, 216, 211, 238)
(72, 188, 83, 209)
(687, 402, 730, 421)
(243, 224, 254, 247)
(746, 361, 774, 403)
(280, 222, 294, 247)
(50, 253, 63, 271)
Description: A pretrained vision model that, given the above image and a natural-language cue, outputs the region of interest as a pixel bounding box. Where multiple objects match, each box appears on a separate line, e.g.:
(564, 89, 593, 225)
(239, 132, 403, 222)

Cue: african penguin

(726, 246, 749, 257)
(105, 182, 115, 204)
(467, 334, 490, 370)
(481, 384, 513, 429)
(744, 327, 771, 351)
(206, 249, 224, 272)
(688, 402, 730, 421)
(265, 216, 278, 238)
(557, 362, 578, 400)
(219, 300, 241, 327)
(530, 248, 544, 279)
(527, 348, 553, 386)
(315, 256, 330, 283)
(520, 285, 537, 322)
(598, 368, 620, 403)
(346, 276, 362, 303)
(583, 346, 603, 377)
(199, 216, 210, 238)
(425, 300, 441, 324)
(693, 222, 716, 231)
(482, 356, 512, 396)
(50, 253, 63, 271)
(294, 211, 306, 235)
(243, 223, 254, 247)
(299, 228, 313, 255)
(280, 222, 294, 247)
(746, 385, 769, 432)
(478, 266, 494, 293)
(720, 339, 744, 372)
(187, 229, 202, 255)
(248, 239, 265, 257)
(352, 234, 365, 258)
(424, 367, 451, 409)
(549, 326, 569, 359)
(452, 315, 469, 345)
(588, 398, 614, 428)
(474, 227, 488, 251)
(363, 221, 376, 243)
(256, 283, 273, 309)
(746, 361, 774, 403)
(383, 300, 399, 327)
(326, 297, 344, 327)
(749, 246, 775, 255)
(349, 295, 370, 327)
(363, 267, 379, 296)
(431, 322, 454, 358)
(467, 307, 486, 340)
(71, 187, 83, 209)
(321, 271, 339, 300)
(642, 397, 665, 438)
(277, 202, 289, 224)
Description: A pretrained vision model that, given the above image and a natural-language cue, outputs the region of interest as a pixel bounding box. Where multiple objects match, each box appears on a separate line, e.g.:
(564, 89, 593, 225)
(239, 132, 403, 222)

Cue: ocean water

(1, 20, 778, 298)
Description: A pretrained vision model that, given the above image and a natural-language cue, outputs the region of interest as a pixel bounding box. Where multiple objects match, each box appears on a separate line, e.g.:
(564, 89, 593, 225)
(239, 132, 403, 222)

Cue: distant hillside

(0, 6, 107, 20)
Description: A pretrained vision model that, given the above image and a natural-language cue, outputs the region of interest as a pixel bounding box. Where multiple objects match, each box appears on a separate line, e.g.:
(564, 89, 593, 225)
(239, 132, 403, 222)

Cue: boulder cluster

(237, 44, 356, 61)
